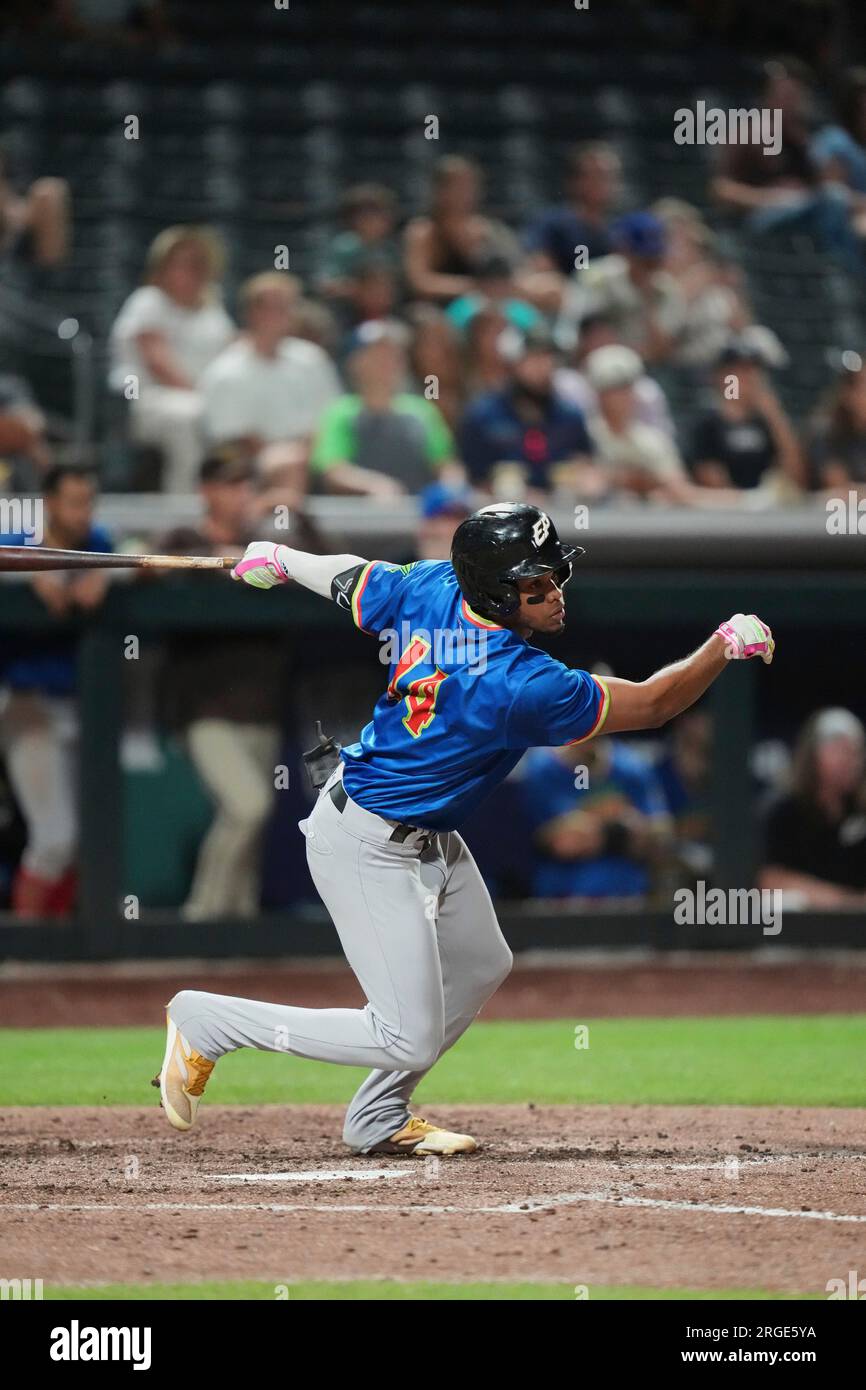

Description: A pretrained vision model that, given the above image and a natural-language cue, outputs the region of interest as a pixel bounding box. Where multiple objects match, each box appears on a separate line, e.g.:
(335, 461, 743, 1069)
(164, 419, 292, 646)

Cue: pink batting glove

(715, 613, 775, 664)
(231, 541, 292, 590)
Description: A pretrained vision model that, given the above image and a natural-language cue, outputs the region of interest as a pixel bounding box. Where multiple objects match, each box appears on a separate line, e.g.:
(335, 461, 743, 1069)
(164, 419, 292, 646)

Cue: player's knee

(392, 1027, 443, 1073)
(167, 989, 205, 1024)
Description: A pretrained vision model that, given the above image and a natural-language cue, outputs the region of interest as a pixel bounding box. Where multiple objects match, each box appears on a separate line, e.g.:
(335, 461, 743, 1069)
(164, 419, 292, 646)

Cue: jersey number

(387, 636, 448, 738)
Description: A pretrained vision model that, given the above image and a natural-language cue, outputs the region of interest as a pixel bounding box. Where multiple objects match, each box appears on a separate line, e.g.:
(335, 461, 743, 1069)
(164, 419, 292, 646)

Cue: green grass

(42, 1280, 821, 1301)
(1, 1015, 864, 1108)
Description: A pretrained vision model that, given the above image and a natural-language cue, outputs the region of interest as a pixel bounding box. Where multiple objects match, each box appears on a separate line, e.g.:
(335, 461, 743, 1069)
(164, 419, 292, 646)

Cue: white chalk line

(213, 1168, 416, 1183)
(207, 1152, 862, 1183)
(6, 1193, 866, 1223)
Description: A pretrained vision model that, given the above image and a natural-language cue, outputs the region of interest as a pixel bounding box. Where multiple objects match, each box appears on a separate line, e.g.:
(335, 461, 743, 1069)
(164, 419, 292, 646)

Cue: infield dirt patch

(1, 1104, 864, 1294)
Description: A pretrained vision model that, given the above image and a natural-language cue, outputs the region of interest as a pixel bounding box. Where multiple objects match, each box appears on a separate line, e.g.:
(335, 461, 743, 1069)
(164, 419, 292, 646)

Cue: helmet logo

(531, 514, 551, 547)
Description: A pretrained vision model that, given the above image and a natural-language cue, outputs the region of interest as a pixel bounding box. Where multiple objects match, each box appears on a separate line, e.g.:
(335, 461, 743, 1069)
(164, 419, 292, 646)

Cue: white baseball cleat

(152, 1012, 216, 1132)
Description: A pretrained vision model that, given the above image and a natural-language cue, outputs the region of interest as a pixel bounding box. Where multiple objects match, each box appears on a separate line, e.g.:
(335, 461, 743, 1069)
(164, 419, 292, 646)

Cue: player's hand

(714, 613, 775, 664)
(231, 541, 291, 590)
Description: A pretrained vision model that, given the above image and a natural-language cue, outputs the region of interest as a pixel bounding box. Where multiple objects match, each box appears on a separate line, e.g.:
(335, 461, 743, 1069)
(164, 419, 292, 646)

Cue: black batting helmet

(450, 502, 584, 621)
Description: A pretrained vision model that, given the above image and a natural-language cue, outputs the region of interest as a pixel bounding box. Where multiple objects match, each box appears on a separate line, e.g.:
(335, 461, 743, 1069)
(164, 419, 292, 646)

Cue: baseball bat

(0, 547, 236, 572)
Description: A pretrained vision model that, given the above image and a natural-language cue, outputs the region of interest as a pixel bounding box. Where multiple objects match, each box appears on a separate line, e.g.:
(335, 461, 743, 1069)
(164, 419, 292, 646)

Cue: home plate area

(2, 1103, 864, 1294)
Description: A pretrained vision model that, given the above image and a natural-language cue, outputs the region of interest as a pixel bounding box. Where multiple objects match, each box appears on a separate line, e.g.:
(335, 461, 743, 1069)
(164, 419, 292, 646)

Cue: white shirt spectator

(560, 254, 686, 352)
(109, 285, 235, 391)
(588, 414, 686, 485)
(555, 366, 676, 439)
(200, 336, 341, 443)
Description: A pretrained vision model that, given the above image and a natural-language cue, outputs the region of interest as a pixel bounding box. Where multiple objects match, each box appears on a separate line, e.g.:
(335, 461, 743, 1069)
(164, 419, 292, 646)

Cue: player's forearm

(233, 542, 366, 598)
(603, 615, 773, 734)
(641, 636, 728, 725)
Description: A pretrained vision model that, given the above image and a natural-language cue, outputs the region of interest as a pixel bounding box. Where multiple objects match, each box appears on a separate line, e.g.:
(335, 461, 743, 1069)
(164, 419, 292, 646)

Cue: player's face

(513, 568, 570, 634)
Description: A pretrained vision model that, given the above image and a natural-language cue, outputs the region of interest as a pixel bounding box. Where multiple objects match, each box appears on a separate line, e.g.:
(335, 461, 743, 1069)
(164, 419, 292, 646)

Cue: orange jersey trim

(461, 597, 504, 631)
(564, 675, 611, 746)
(351, 561, 378, 632)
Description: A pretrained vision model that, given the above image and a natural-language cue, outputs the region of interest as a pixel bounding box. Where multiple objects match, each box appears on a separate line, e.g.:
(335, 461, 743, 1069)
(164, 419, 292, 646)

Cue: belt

(329, 780, 437, 847)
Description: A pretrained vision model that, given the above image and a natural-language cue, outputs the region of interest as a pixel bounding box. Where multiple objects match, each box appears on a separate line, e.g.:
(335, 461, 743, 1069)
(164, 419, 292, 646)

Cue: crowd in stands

(6, 58, 866, 513)
(2, 42, 866, 922)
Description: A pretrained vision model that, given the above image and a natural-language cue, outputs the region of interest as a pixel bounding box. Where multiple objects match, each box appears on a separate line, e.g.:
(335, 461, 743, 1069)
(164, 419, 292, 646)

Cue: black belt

(329, 780, 436, 847)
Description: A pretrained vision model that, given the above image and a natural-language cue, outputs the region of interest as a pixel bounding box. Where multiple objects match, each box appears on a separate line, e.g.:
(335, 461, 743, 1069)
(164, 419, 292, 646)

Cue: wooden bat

(0, 546, 237, 572)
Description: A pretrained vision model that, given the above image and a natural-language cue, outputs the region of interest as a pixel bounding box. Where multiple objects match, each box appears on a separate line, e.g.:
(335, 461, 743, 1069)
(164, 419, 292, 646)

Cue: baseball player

(154, 502, 774, 1155)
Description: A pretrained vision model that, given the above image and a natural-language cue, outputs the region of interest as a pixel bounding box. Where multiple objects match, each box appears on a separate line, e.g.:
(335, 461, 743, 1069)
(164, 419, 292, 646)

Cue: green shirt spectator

(310, 319, 456, 496)
(311, 392, 453, 494)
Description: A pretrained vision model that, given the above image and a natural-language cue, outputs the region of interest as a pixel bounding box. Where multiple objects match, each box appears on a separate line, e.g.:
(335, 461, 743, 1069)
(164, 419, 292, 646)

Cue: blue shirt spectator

(811, 125, 866, 194)
(458, 323, 593, 491)
(0, 467, 112, 696)
(524, 207, 612, 277)
(459, 386, 593, 490)
(521, 740, 670, 899)
(523, 143, 620, 277)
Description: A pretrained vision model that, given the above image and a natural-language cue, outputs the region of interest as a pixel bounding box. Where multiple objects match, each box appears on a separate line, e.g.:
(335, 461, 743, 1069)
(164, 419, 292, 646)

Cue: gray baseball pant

(168, 765, 513, 1152)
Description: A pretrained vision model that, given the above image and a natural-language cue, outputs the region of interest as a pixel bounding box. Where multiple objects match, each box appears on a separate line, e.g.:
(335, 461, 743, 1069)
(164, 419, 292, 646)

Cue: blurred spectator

(157, 452, 285, 920)
(561, 212, 685, 364)
(462, 302, 512, 397)
(812, 67, 866, 203)
(580, 345, 701, 503)
(0, 465, 111, 919)
(688, 337, 804, 493)
(0, 373, 50, 490)
(652, 198, 759, 369)
(109, 225, 234, 493)
(310, 319, 457, 496)
(200, 271, 340, 505)
(338, 259, 400, 335)
(291, 297, 340, 357)
(523, 142, 620, 276)
(458, 322, 594, 497)
(655, 709, 713, 880)
(403, 155, 519, 305)
(806, 354, 866, 488)
(0, 144, 69, 286)
(520, 736, 672, 901)
(406, 305, 463, 429)
(415, 479, 475, 561)
(445, 252, 542, 334)
(556, 313, 676, 438)
(711, 57, 862, 272)
(758, 708, 866, 908)
(0, 754, 26, 909)
(316, 184, 401, 307)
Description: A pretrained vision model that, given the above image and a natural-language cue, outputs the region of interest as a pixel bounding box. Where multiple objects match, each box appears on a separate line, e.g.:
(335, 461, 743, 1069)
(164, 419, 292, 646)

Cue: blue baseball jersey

(336, 559, 610, 831)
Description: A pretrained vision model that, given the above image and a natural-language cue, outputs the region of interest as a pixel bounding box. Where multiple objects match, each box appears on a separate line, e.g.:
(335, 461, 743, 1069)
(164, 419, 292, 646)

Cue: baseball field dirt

(1, 1103, 864, 1294)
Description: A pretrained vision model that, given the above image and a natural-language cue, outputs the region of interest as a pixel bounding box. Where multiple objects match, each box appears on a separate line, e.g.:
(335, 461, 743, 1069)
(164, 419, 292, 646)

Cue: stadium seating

(0, 1, 862, 450)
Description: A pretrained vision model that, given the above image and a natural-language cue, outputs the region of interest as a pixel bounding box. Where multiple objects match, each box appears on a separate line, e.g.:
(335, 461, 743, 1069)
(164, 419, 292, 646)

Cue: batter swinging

(154, 503, 774, 1156)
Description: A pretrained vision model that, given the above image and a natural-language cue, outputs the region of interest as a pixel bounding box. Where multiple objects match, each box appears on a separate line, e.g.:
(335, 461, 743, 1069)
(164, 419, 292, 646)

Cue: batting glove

(715, 613, 775, 664)
(231, 541, 292, 589)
